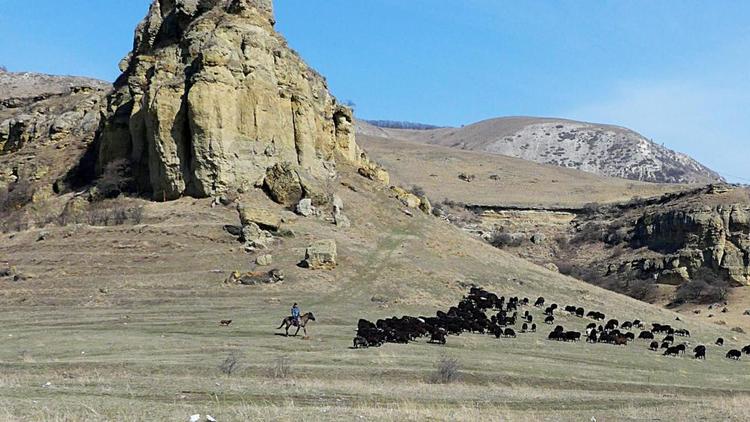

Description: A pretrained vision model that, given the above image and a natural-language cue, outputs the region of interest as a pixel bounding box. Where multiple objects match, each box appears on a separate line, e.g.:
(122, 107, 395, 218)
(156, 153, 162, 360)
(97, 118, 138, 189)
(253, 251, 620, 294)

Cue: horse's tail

(277, 318, 287, 329)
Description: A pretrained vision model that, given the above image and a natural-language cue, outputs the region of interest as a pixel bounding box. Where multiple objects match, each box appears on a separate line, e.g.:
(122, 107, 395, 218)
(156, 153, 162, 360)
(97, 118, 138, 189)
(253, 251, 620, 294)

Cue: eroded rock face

(631, 205, 750, 286)
(97, 0, 376, 200)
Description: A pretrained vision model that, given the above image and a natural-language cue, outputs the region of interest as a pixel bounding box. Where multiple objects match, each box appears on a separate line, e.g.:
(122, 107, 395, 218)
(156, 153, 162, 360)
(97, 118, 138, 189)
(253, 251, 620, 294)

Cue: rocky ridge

(357, 117, 723, 184)
(96, 0, 381, 201)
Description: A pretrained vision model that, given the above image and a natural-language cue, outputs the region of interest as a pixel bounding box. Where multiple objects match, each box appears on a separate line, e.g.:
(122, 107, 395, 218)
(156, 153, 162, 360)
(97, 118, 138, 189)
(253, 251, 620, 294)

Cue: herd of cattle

(353, 287, 750, 361)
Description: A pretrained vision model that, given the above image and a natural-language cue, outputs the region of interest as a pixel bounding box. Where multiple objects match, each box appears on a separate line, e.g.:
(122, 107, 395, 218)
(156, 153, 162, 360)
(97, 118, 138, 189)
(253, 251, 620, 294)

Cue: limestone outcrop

(96, 0, 382, 201)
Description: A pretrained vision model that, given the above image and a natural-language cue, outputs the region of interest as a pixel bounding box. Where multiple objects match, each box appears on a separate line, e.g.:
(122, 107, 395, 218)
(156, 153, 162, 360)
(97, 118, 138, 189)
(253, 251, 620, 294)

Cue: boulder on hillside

(224, 268, 284, 285)
(237, 204, 281, 231)
(302, 239, 337, 270)
(296, 198, 314, 217)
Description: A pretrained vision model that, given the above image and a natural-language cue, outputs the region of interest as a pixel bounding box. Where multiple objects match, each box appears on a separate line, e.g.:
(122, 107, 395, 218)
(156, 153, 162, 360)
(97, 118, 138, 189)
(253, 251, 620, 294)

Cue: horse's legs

(294, 325, 301, 336)
(285, 323, 290, 337)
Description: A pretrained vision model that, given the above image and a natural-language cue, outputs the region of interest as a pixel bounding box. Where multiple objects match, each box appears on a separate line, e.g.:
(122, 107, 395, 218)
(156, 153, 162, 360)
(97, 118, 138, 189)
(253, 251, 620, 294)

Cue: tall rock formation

(96, 0, 373, 200)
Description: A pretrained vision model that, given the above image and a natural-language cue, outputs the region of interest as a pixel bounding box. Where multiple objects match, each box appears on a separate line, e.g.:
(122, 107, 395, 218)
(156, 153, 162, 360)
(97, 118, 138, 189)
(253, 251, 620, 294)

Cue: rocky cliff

(359, 117, 723, 185)
(96, 0, 374, 201)
(0, 70, 109, 191)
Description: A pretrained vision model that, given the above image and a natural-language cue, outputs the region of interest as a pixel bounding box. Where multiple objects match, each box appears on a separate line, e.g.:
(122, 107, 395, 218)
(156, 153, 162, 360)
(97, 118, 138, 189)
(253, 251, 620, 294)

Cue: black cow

(544, 306, 556, 316)
(663, 346, 681, 357)
(534, 297, 545, 307)
(521, 323, 528, 333)
(575, 307, 585, 318)
(694, 345, 706, 360)
(564, 331, 581, 342)
(504, 328, 517, 338)
(716, 338, 725, 347)
(638, 331, 654, 340)
(545, 315, 555, 324)
(649, 341, 659, 351)
(530, 323, 537, 332)
(726, 349, 742, 360)
(674, 329, 691, 337)
(621, 321, 633, 331)
(742, 345, 750, 355)
(429, 330, 447, 345)
(663, 335, 675, 344)
(353, 336, 369, 349)
(587, 331, 598, 343)
(605, 319, 619, 331)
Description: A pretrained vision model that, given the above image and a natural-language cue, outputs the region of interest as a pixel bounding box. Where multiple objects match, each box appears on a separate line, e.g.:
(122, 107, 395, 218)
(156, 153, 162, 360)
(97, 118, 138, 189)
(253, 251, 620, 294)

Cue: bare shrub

(428, 356, 461, 384)
(431, 200, 445, 217)
(628, 279, 656, 301)
(409, 185, 426, 198)
(219, 350, 243, 376)
(675, 279, 729, 305)
(0, 179, 35, 215)
(269, 355, 292, 379)
(94, 159, 133, 199)
(85, 199, 144, 227)
(489, 230, 523, 248)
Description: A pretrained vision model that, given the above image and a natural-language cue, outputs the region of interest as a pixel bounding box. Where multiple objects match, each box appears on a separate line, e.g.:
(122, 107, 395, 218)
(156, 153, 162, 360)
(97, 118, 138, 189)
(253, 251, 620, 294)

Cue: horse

(277, 312, 316, 337)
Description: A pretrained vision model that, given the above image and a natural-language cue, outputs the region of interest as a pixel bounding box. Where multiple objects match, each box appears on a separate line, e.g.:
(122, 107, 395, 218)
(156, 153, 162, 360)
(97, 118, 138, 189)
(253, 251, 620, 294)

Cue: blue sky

(1, 1, 748, 181)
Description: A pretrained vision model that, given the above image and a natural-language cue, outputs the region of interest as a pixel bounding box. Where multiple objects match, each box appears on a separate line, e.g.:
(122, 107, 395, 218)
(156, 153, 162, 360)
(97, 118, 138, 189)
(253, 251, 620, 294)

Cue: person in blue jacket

(291, 303, 301, 326)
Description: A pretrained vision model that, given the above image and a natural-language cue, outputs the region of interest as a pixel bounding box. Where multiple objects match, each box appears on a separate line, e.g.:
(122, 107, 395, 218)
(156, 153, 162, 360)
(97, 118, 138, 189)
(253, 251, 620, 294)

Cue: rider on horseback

(291, 303, 301, 327)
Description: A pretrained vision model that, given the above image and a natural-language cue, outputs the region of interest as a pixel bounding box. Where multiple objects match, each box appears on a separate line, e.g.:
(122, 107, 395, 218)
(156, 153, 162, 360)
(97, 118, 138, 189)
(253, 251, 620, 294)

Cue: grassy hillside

(1, 167, 748, 420)
(358, 134, 686, 208)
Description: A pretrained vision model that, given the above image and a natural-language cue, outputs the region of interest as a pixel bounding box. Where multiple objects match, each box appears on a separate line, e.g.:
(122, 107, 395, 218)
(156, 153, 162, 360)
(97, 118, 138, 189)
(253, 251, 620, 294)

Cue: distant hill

(357, 116, 724, 185)
(364, 119, 443, 130)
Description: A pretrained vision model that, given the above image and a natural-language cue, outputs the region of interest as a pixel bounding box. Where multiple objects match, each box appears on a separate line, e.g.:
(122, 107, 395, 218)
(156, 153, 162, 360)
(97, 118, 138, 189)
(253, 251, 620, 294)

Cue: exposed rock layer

(97, 0, 372, 200)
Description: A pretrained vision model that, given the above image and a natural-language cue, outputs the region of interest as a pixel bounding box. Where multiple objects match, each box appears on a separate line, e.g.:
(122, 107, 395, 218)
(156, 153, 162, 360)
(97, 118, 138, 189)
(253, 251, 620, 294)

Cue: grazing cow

(716, 338, 725, 347)
(526, 314, 533, 323)
(674, 329, 691, 337)
(605, 319, 619, 331)
(429, 330, 447, 345)
(564, 331, 581, 342)
(564, 305, 577, 314)
(625, 332, 635, 341)
(353, 336, 369, 348)
(649, 341, 659, 351)
(544, 306, 556, 316)
(726, 349, 742, 360)
(663, 346, 681, 357)
(633, 320, 644, 329)
(504, 328, 517, 338)
(521, 323, 528, 333)
(587, 311, 605, 321)
(694, 345, 706, 360)
(621, 321, 632, 330)
(587, 331, 598, 343)
(530, 323, 537, 333)
(742, 345, 750, 355)
(663, 335, 675, 344)
(534, 297, 545, 307)
(586, 323, 596, 331)
(638, 331, 654, 340)
(575, 307, 585, 318)
(548, 331, 563, 341)
(545, 315, 555, 324)
(661, 342, 671, 349)
(613, 335, 628, 346)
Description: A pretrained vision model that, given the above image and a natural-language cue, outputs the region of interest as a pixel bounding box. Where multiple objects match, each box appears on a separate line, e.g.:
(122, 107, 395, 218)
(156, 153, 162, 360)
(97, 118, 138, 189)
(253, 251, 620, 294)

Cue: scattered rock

(265, 162, 304, 206)
(401, 209, 414, 217)
(225, 269, 284, 286)
(531, 233, 545, 245)
(391, 187, 421, 209)
(334, 213, 351, 229)
(296, 198, 314, 217)
(743, 310, 750, 316)
(223, 225, 243, 237)
(255, 254, 273, 267)
(358, 165, 390, 185)
(302, 239, 337, 270)
(237, 204, 281, 231)
(418, 196, 432, 215)
(731, 327, 745, 334)
(544, 263, 559, 273)
(206, 416, 217, 422)
(37, 231, 49, 241)
(693, 309, 701, 314)
(189, 415, 200, 422)
(332, 195, 344, 214)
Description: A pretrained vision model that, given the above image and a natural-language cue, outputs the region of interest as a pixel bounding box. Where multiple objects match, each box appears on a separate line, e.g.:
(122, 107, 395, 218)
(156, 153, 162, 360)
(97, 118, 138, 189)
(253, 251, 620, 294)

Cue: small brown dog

(220, 320, 232, 327)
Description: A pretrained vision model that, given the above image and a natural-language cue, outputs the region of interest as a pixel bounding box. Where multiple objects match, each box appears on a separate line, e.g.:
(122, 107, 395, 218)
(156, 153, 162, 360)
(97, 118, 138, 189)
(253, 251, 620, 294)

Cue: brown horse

(277, 312, 316, 337)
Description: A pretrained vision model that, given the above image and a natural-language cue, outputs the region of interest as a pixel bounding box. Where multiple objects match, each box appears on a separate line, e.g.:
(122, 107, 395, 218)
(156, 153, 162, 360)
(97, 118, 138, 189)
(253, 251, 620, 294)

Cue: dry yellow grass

(1, 167, 748, 421)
